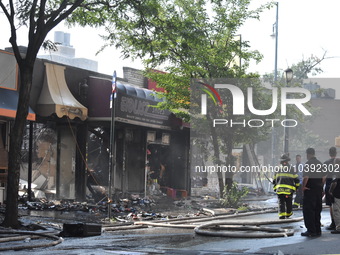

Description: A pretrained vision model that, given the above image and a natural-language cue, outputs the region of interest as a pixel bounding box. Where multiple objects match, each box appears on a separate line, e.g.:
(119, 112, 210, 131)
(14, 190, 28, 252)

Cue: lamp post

(283, 68, 293, 154)
(271, 2, 279, 83)
(271, 2, 279, 166)
(284, 68, 293, 83)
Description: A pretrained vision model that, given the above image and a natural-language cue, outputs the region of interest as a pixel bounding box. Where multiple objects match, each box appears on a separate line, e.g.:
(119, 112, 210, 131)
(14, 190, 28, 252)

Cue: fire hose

(0, 230, 62, 251)
(133, 212, 303, 238)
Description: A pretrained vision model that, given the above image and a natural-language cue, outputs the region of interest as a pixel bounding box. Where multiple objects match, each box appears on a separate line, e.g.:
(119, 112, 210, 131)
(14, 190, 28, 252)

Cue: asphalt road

(1, 208, 338, 255)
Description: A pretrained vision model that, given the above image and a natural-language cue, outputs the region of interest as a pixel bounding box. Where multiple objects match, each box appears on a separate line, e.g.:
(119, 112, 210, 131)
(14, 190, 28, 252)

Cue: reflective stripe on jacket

(273, 165, 300, 195)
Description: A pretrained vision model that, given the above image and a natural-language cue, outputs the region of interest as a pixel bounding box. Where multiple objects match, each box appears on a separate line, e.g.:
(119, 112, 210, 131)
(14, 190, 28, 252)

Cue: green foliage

(95, 1, 277, 144)
(237, 205, 249, 211)
(67, 0, 127, 27)
(260, 52, 331, 162)
(220, 182, 248, 208)
(99, 0, 272, 118)
(101, 0, 276, 197)
(263, 51, 330, 83)
(145, 70, 192, 122)
(75, 0, 277, 196)
(290, 52, 328, 80)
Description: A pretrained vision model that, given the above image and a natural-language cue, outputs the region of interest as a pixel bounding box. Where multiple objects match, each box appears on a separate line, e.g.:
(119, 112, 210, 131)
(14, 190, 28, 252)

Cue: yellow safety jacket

(273, 164, 300, 195)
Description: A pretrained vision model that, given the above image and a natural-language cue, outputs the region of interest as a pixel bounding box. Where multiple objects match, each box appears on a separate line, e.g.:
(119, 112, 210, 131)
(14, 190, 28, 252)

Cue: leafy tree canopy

(85, 0, 278, 195)
(72, 0, 274, 121)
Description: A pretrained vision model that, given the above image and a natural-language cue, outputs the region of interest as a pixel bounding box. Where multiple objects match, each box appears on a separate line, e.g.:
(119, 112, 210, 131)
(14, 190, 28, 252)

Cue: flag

(110, 70, 117, 109)
(112, 70, 117, 97)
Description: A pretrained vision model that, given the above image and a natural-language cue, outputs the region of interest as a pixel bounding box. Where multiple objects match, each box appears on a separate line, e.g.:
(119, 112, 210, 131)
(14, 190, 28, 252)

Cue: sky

(243, 0, 340, 78)
(1, 0, 340, 89)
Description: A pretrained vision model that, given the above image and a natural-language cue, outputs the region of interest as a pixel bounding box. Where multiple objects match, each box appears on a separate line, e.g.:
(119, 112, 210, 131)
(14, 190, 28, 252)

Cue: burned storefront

(21, 60, 89, 201)
(86, 76, 190, 200)
(1, 46, 190, 203)
(0, 50, 36, 204)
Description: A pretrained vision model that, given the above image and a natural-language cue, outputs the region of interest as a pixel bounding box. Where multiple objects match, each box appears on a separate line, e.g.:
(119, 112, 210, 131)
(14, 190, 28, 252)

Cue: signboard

(115, 93, 171, 130)
(87, 76, 172, 129)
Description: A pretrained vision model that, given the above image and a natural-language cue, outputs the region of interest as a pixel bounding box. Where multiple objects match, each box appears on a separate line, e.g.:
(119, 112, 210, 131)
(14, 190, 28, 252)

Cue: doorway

(146, 143, 170, 188)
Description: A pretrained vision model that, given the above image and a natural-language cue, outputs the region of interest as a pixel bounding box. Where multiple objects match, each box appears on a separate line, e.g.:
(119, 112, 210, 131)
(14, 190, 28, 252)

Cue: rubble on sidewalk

(0, 190, 278, 228)
(0, 193, 202, 222)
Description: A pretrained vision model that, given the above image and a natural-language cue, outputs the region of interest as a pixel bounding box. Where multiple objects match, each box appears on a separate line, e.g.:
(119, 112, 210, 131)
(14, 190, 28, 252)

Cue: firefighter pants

(278, 194, 293, 218)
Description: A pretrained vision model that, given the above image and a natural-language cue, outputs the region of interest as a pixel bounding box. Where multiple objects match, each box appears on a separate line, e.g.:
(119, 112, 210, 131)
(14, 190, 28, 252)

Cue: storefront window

(20, 123, 57, 200)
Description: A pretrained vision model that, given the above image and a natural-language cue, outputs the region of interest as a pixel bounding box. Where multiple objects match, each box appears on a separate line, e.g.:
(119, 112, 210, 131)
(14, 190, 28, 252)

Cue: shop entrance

(146, 142, 170, 196)
(147, 144, 170, 185)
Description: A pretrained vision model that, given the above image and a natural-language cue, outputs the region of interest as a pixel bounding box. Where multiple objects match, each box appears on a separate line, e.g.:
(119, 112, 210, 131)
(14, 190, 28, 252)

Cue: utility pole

(271, 2, 279, 166)
(108, 70, 117, 219)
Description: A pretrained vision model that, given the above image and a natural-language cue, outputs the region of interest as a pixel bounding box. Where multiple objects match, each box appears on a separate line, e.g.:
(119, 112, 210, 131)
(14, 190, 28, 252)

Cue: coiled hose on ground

(0, 230, 62, 251)
(133, 209, 303, 238)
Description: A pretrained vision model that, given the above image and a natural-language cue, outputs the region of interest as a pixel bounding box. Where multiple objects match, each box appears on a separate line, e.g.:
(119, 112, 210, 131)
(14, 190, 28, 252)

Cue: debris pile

(1, 194, 204, 223)
(14, 196, 158, 214)
(0, 191, 278, 226)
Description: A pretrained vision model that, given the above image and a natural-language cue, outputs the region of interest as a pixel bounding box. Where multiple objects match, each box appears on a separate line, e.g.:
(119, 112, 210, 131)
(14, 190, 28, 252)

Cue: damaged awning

(87, 76, 172, 130)
(36, 63, 88, 120)
(0, 87, 36, 121)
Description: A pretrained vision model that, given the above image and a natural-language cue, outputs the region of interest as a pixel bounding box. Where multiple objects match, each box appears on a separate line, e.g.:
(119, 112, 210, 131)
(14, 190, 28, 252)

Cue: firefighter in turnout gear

(273, 154, 300, 219)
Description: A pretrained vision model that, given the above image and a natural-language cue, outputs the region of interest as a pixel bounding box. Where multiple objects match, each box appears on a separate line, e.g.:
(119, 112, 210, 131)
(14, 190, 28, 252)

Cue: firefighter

(273, 154, 300, 219)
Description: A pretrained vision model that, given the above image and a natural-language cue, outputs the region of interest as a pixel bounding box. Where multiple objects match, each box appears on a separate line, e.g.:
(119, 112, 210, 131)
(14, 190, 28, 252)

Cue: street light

(283, 68, 293, 154)
(271, 2, 279, 166)
(284, 68, 293, 84)
(272, 2, 279, 82)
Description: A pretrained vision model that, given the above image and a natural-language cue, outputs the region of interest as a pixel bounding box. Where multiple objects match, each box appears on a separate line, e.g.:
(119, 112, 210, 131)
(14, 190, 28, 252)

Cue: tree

(97, 0, 274, 196)
(263, 51, 332, 84)
(0, 0, 138, 229)
(102, 0, 273, 116)
(260, 52, 332, 164)
(291, 51, 331, 80)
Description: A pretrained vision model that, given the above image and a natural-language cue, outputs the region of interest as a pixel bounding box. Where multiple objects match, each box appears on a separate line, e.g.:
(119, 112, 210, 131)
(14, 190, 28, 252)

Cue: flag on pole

(112, 70, 117, 97)
(110, 70, 117, 109)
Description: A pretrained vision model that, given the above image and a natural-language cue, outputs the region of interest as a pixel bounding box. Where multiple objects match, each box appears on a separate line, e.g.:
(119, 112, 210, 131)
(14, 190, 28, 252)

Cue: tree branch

(1, 0, 23, 64)
(28, 0, 39, 46)
(46, 0, 85, 29)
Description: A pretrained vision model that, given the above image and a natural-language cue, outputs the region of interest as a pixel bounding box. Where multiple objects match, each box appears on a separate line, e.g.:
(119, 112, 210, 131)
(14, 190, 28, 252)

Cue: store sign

(116, 94, 171, 129)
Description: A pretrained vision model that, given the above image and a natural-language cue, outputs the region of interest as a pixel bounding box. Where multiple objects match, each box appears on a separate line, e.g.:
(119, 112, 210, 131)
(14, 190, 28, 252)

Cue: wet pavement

(1, 196, 338, 254)
(1, 206, 338, 255)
